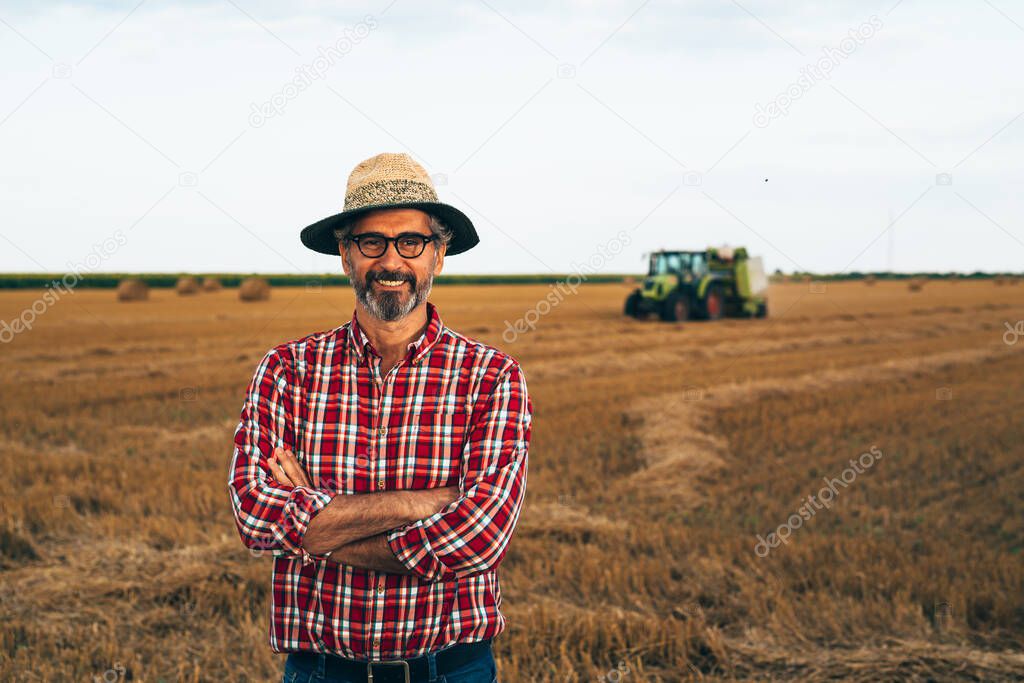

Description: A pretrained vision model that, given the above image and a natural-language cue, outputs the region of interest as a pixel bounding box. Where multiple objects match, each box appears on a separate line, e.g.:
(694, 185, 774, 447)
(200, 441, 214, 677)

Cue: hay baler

(624, 247, 768, 322)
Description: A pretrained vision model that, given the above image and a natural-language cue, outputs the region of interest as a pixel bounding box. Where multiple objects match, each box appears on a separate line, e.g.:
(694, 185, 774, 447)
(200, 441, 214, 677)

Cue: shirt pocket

(403, 405, 469, 489)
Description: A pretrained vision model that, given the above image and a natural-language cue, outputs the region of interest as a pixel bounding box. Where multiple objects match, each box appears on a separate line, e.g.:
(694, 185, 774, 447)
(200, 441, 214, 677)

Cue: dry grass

(1, 280, 1022, 681)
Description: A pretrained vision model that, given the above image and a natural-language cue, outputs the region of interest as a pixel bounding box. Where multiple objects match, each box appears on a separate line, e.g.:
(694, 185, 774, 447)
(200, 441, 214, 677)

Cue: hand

(407, 486, 461, 520)
(268, 447, 312, 488)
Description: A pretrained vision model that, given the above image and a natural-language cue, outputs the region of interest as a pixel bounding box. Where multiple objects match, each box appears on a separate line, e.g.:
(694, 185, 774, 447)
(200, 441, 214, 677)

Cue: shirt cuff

(386, 523, 454, 582)
(273, 486, 334, 567)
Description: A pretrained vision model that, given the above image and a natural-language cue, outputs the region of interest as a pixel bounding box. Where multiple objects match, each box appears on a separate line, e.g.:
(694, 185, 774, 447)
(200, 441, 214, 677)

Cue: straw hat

(300, 152, 479, 256)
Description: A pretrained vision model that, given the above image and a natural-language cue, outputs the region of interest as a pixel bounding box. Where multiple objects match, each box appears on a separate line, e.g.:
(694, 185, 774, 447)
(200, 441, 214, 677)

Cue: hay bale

(239, 277, 271, 302)
(116, 278, 148, 302)
(201, 277, 222, 292)
(994, 277, 1005, 286)
(864, 275, 876, 286)
(176, 276, 200, 295)
(907, 279, 925, 292)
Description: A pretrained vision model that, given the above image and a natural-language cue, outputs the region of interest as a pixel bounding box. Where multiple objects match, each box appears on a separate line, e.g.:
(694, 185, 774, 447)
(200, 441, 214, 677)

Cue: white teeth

(378, 280, 404, 286)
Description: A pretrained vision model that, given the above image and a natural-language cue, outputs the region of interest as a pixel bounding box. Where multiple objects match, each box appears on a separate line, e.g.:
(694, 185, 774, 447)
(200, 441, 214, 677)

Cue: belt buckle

(366, 659, 410, 683)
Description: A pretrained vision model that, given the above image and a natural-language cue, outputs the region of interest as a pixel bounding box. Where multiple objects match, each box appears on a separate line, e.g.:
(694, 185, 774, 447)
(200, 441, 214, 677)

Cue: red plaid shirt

(227, 301, 531, 659)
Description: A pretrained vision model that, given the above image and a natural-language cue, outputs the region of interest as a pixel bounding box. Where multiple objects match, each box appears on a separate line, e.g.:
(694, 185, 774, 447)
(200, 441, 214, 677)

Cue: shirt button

(378, 426, 387, 436)
(377, 479, 385, 490)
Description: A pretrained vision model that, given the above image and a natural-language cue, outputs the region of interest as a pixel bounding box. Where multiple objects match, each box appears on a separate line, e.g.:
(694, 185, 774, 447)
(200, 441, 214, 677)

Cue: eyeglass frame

(343, 231, 440, 259)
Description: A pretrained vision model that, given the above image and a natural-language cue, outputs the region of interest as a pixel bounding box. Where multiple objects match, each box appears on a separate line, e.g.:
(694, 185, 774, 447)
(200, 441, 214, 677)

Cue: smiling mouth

(374, 278, 409, 288)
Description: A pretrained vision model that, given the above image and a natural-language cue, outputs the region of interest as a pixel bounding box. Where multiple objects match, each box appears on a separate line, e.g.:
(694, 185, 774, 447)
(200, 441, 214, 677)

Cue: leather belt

(287, 638, 492, 683)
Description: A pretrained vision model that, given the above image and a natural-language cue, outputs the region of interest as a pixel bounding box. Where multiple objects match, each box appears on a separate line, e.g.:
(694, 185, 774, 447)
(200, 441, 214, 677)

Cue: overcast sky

(1, 0, 1022, 276)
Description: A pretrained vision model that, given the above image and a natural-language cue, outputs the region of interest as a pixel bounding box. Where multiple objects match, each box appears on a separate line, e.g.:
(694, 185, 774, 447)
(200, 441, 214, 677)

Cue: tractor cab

(642, 250, 708, 299)
(648, 251, 708, 279)
(626, 246, 767, 322)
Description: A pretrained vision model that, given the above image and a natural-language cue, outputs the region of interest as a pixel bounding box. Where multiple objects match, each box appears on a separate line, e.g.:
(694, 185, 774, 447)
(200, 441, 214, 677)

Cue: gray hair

(333, 212, 453, 250)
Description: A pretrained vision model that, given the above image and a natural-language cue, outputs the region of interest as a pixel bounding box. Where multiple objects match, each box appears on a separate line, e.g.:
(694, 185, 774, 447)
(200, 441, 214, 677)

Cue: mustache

(369, 270, 414, 283)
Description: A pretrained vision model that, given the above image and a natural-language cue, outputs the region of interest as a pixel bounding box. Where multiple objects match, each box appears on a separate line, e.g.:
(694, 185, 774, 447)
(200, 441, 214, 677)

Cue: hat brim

(300, 202, 479, 257)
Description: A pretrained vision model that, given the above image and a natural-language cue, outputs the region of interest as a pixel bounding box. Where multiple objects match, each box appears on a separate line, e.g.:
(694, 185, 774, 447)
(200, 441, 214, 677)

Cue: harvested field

(0, 280, 1022, 681)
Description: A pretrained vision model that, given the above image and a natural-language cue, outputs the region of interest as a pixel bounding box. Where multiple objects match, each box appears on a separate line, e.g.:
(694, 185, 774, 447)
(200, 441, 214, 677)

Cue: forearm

(301, 490, 417, 555)
(329, 533, 415, 575)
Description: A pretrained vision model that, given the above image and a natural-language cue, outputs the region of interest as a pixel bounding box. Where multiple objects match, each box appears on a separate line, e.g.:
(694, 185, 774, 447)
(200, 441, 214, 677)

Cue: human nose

(375, 239, 408, 267)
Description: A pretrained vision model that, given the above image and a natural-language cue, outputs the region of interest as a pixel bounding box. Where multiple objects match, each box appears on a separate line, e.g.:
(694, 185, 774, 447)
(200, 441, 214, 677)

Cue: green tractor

(624, 247, 769, 322)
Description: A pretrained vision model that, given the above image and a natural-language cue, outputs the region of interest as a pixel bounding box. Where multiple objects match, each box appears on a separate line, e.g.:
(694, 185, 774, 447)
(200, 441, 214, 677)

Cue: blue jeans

(282, 645, 498, 683)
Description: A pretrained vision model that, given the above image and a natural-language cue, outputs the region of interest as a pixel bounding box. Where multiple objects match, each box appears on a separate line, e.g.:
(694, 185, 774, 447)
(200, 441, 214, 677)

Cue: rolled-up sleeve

(227, 348, 333, 566)
(386, 361, 531, 582)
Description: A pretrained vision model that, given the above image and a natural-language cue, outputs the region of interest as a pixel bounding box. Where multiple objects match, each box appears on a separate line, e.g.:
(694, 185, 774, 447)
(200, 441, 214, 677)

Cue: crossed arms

(226, 347, 532, 583)
(269, 448, 457, 575)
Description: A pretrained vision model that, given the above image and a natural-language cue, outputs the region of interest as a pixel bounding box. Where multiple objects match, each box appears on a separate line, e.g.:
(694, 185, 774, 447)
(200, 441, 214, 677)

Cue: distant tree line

(769, 270, 1020, 282)
(0, 273, 634, 289)
(0, 271, 1019, 289)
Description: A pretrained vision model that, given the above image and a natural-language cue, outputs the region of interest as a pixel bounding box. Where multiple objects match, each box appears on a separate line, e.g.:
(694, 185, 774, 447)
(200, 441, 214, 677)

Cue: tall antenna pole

(886, 208, 895, 273)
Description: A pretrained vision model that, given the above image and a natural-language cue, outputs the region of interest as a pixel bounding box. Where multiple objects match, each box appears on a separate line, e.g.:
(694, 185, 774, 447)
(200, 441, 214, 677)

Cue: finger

(268, 455, 287, 484)
(269, 453, 294, 486)
(276, 449, 312, 488)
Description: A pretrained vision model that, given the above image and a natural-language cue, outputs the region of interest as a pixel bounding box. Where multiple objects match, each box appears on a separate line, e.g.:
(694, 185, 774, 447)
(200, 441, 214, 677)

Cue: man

(227, 152, 532, 683)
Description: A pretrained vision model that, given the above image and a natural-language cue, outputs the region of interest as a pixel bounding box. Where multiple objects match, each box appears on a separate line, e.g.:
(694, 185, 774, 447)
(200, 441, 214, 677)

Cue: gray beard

(345, 250, 435, 322)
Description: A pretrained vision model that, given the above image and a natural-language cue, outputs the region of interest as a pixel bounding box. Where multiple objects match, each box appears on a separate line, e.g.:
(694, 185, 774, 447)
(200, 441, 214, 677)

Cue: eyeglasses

(345, 232, 438, 259)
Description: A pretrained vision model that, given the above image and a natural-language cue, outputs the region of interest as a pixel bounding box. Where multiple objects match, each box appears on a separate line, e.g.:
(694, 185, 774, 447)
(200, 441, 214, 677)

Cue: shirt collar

(348, 301, 443, 365)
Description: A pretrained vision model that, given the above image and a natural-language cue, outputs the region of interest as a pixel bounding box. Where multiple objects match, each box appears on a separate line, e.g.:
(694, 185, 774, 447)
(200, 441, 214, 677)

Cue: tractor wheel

(624, 291, 644, 319)
(703, 286, 725, 321)
(660, 291, 688, 322)
(755, 301, 768, 318)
